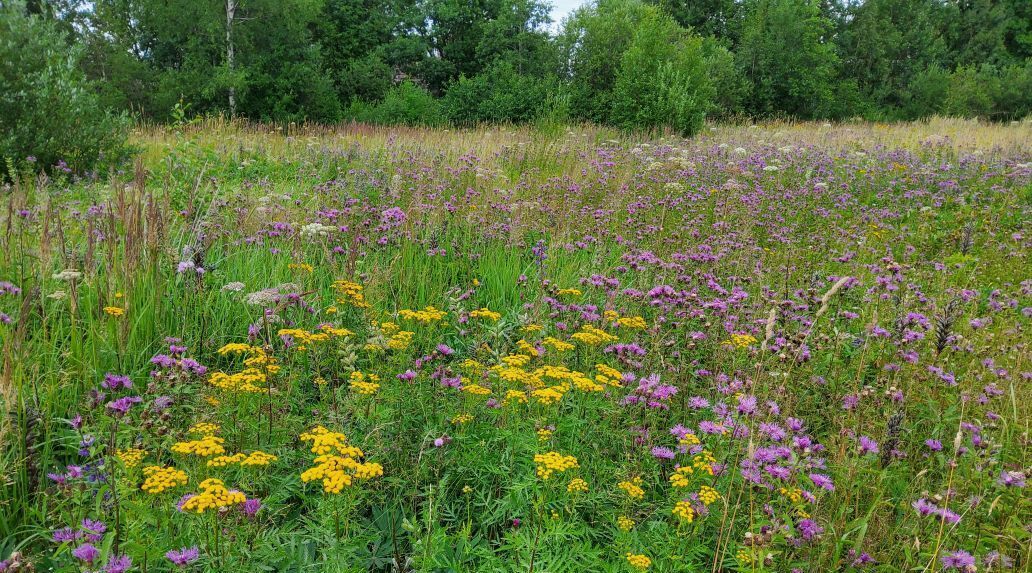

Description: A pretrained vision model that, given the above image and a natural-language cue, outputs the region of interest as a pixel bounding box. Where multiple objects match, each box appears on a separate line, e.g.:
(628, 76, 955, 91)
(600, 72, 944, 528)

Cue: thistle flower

(166, 546, 200, 567)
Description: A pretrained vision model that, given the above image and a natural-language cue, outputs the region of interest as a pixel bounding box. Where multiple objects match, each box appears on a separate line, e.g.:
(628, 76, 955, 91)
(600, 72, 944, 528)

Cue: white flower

(48, 290, 67, 300)
(222, 282, 245, 292)
(53, 270, 83, 281)
(300, 223, 336, 240)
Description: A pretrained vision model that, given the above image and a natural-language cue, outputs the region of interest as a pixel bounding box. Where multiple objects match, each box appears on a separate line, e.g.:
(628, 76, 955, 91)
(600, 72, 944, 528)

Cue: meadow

(1, 118, 1030, 572)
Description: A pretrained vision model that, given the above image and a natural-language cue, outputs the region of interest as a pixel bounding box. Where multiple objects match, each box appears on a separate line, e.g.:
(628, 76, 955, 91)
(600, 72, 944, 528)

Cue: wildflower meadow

(1, 119, 1030, 572)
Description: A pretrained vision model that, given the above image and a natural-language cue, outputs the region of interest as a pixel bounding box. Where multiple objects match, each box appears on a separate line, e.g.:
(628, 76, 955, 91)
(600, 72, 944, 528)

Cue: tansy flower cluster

(619, 478, 645, 499)
(299, 426, 383, 494)
(533, 451, 579, 480)
(116, 448, 146, 468)
(722, 333, 758, 348)
(570, 324, 618, 346)
(626, 553, 651, 570)
(469, 307, 501, 321)
(398, 306, 447, 323)
(140, 466, 188, 494)
(171, 435, 226, 457)
(180, 478, 247, 513)
(349, 371, 381, 394)
(332, 279, 370, 308)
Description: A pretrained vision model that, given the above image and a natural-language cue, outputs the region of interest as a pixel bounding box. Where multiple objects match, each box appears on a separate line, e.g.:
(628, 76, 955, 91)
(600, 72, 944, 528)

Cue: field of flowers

(0, 118, 1030, 572)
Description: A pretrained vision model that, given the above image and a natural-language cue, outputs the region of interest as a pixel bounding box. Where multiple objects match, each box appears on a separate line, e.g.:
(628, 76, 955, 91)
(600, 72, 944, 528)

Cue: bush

(0, 4, 131, 179)
(609, 12, 713, 135)
(347, 82, 444, 127)
(442, 62, 554, 126)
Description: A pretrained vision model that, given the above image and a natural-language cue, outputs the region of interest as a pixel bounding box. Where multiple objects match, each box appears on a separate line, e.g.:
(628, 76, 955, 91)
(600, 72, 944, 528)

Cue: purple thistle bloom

(797, 518, 823, 541)
(925, 439, 943, 451)
(397, 370, 417, 382)
(809, 473, 834, 491)
(166, 546, 200, 567)
(650, 446, 676, 460)
(242, 498, 262, 517)
(72, 543, 100, 564)
(101, 373, 132, 390)
(105, 396, 142, 418)
(53, 527, 80, 543)
(105, 554, 132, 573)
(997, 471, 1025, 488)
(858, 435, 879, 455)
(940, 550, 975, 570)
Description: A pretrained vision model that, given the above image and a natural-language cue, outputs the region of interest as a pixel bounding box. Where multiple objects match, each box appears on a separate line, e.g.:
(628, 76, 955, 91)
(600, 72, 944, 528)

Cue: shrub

(609, 12, 713, 135)
(348, 82, 444, 127)
(0, 4, 131, 179)
(442, 62, 554, 126)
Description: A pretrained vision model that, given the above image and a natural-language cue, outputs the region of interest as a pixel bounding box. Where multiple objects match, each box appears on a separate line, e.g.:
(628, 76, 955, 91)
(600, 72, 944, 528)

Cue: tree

(0, 2, 130, 178)
(610, 11, 713, 134)
(736, 0, 839, 118)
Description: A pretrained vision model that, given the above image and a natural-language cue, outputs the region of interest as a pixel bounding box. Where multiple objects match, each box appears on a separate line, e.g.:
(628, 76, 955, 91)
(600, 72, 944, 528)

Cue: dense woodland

(1, 0, 1031, 175)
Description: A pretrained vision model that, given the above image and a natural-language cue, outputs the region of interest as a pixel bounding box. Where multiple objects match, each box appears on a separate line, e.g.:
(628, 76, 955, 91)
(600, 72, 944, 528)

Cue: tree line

(2, 0, 1030, 175)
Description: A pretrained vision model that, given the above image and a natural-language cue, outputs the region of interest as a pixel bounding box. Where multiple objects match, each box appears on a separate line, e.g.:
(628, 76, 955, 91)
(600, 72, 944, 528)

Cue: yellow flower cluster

(570, 324, 618, 346)
(332, 279, 370, 308)
(672, 500, 695, 522)
(288, 262, 314, 273)
(531, 385, 569, 405)
(538, 365, 603, 393)
(678, 432, 701, 447)
(299, 427, 382, 494)
(217, 343, 255, 356)
(320, 324, 354, 338)
(556, 288, 582, 297)
(567, 478, 589, 493)
(542, 337, 574, 352)
(299, 426, 359, 456)
(461, 383, 491, 396)
(209, 368, 267, 393)
(503, 390, 528, 405)
(451, 413, 473, 425)
(171, 435, 226, 457)
(536, 428, 553, 441)
(626, 553, 651, 570)
(349, 371, 381, 395)
(387, 331, 414, 350)
(595, 363, 623, 381)
(779, 487, 803, 504)
(116, 448, 146, 468)
(206, 450, 278, 468)
(619, 478, 645, 499)
(522, 323, 543, 333)
(181, 478, 247, 513)
(617, 515, 635, 531)
(103, 306, 125, 317)
(140, 465, 188, 494)
(516, 339, 539, 356)
(188, 422, 220, 435)
(669, 466, 694, 487)
(278, 328, 331, 349)
(699, 485, 721, 505)
(533, 451, 579, 480)
(398, 306, 447, 323)
(616, 316, 647, 329)
(502, 353, 533, 367)
(692, 451, 717, 475)
(469, 308, 501, 321)
(722, 333, 758, 348)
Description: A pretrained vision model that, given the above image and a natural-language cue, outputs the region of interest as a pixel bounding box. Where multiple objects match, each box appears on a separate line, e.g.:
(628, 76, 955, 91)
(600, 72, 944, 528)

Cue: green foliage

(609, 13, 713, 134)
(442, 61, 554, 125)
(0, 2, 130, 178)
(736, 0, 840, 118)
(348, 82, 444, 126)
